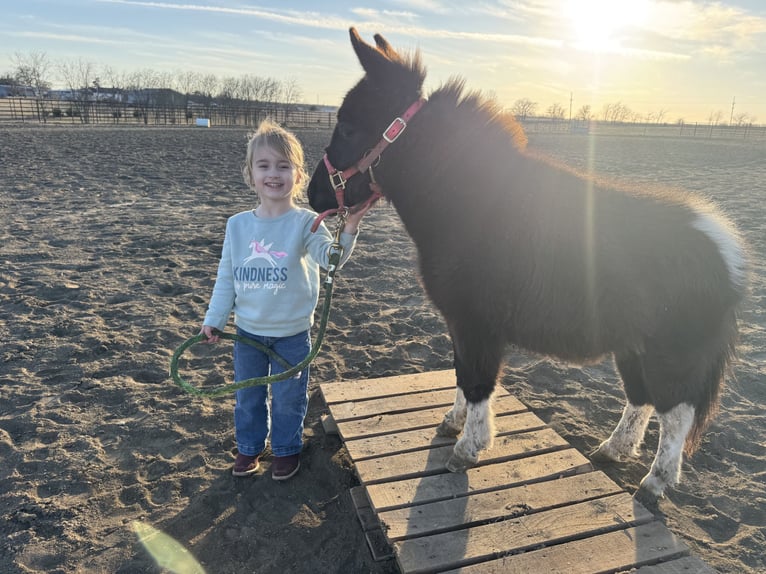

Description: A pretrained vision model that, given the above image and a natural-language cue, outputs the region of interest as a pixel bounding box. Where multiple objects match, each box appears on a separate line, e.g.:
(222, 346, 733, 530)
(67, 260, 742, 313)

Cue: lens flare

(132, 521, 206, 574)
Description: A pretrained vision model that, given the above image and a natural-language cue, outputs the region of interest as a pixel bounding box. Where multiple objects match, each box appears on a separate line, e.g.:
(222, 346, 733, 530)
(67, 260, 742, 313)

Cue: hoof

(638, 473, 668, 499)
(445, 453, 471, 473)
(590, 442, 620, 463)
(435, 420, 461, 438)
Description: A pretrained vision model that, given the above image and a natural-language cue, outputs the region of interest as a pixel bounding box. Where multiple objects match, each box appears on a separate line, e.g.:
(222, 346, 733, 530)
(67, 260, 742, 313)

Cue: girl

(201, 119, 370, 480)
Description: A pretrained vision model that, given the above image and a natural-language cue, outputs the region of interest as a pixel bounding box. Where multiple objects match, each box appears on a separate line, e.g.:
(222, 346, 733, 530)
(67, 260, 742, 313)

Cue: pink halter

(311, 98, 426, 232)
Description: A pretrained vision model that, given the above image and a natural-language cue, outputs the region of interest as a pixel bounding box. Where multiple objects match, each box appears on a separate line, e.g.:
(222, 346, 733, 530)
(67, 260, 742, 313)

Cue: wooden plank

(345, 410, 547, 461)
(336, 394, 528, 440)
(395, 492, 654, 573)
(349, 486, 379, 532)
(439, 522, 691, 574)
(355, 428, 570, 484)
(328, 388, 458, 421)
(320, 370, 457, 403)
(378, 471, 623, 541)
(320, 413, 338, 435)
(351, 485, 394, 561)
(364, 529, 395, 562)
(630, 555, 718, 573)
(365, 449, 593, 512)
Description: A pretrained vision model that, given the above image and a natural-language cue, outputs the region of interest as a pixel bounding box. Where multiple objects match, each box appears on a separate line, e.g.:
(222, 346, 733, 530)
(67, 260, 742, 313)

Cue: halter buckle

(329, 170, 347, 190)
(383, 117, 407, 143)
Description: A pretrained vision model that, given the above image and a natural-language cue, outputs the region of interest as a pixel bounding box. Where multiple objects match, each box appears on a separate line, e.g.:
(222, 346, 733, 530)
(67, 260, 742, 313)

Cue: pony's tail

(684, 308, 740, 456)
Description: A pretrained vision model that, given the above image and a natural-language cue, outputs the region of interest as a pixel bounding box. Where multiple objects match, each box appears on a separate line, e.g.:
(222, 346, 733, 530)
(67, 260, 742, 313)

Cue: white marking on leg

(641, 403, 695, 497)
(594, 403, 653, 461)
(451, 396, 495, 468)
(436, 387, 467, 437)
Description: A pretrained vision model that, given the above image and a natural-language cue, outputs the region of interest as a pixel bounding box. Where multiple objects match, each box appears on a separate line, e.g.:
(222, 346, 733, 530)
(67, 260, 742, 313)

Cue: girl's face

(251, 145, 301, 206)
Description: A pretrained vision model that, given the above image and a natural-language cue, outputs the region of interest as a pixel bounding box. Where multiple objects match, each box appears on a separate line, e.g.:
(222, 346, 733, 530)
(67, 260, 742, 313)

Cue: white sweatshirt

(203, 207, 357, 337)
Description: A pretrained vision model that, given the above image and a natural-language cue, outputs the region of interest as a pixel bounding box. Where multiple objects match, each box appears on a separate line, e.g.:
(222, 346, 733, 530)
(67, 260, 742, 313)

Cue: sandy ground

(0, 125, 763, 573)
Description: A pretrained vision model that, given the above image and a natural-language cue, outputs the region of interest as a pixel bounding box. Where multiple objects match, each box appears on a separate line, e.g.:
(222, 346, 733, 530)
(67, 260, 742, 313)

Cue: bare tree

(280, 77, 303, 124)
(574, 104, 593, 121)
(649, 108, 668, 124)
(281, 77, 303, 106)
(732, 111, 754, 127)
(510, 98, 537, 120)
(124, 68, 162, 124)
(708, 110, 723, 126)
(11, 51, 52, 96)
(174, 70, 200, 97)
(58, 58, 98, 122)
(601, 102, 615, 122)
(602, 101, 632, 123)
(174, 70, 203, 122)
(218, 76, 240, 102)
(197, 73, 218, 100)
(546, 102, 566, 120)
(238, 74, 275, 123)
(59, 58, 96, 99)
(99, 65, 127, 122)
(11, 51, 53, 121)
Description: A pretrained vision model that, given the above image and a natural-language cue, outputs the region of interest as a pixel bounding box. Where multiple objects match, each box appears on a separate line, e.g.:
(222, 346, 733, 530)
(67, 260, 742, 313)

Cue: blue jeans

(232, 327, 310, 457)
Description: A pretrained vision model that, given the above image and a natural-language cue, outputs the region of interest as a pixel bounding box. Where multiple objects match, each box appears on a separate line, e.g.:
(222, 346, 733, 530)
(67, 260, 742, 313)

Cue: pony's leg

(435, 386, 467, 438)
(592, 402, 654, 462)
(639, 403, 695, 497)
(443, 325, 503, 472)
(447, 394, 495, 472)
(593, 352, 653, 462)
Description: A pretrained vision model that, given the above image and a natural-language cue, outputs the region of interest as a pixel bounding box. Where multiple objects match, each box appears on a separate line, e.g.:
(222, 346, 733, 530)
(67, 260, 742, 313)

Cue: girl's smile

(251, 145, 301, 214)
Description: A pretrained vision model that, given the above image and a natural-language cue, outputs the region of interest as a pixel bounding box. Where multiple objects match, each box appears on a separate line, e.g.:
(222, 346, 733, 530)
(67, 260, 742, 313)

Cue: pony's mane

(376, 43, 426, 98)
(386, 44, 426, 86)
(428, 78, 527, 151)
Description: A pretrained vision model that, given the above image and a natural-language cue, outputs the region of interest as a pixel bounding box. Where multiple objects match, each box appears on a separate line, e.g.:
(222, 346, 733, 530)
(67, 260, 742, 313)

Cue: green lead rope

(169, 245, 343, 398)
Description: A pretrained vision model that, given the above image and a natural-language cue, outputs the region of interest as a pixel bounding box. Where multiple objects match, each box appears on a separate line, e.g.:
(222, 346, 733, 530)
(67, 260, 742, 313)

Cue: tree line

(2, 51, 304, 109)
(509, 97, 757, 128)
(3, 51, 758, 129)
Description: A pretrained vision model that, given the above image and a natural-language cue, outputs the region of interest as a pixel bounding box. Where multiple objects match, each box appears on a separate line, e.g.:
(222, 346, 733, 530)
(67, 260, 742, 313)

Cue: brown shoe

(272, 454, 300, 481)
(232, 453, 260, 477)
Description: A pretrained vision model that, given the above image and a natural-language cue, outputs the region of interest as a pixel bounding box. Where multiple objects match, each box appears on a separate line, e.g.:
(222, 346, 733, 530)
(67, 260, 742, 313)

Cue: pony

(307, 29, 748, 497)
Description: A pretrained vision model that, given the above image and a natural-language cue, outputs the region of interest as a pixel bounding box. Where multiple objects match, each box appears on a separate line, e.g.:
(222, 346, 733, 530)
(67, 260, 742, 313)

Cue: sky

(2, 0, 765, 123)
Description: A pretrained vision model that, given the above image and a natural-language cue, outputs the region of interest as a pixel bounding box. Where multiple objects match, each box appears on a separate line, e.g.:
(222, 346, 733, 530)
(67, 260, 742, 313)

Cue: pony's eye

(337, 122, 356, 139)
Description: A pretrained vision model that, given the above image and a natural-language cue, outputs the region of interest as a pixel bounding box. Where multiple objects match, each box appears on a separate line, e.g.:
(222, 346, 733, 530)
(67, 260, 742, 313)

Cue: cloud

(640, 1, 766, 59)
(96, 0, 353, 29)
(351, 8, 420, 22)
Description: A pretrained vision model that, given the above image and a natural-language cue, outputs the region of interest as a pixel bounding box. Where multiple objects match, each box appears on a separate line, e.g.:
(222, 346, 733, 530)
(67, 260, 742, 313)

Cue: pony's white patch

(641, 403, 695, 497)
(692, 210, 747, 289)
(439, 387, 468, 435)
(596, 403, 654, 461)
(452, 397, 494, 465)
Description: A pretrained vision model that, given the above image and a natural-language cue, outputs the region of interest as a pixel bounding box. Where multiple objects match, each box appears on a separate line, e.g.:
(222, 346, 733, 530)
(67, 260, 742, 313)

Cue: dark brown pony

(308, 29, 748, 497)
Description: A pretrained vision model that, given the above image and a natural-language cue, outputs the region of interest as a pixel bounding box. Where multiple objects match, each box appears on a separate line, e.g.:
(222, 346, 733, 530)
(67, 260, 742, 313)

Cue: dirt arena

(0, 125, 763, 573)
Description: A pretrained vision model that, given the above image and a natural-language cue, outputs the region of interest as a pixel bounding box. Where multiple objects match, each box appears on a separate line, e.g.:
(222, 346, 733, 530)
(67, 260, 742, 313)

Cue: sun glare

(565, 0, 650, 53)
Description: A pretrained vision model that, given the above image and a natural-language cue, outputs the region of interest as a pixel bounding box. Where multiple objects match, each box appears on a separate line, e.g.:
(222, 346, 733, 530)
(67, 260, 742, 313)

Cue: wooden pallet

(320, 370, 718, 574)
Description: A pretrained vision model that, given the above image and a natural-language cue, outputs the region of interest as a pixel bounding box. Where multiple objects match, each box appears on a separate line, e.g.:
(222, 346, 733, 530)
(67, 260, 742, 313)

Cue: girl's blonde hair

(242, 119, 308, 198)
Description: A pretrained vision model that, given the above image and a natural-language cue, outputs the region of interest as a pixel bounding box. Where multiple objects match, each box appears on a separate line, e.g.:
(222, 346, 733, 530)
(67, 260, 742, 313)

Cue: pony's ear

(350, 27, 392, 76)
(373, 33, 398, 60)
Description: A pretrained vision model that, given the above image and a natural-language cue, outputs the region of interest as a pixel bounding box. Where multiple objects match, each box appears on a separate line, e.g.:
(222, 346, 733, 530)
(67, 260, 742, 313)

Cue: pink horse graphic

(243, 239, 287, 267)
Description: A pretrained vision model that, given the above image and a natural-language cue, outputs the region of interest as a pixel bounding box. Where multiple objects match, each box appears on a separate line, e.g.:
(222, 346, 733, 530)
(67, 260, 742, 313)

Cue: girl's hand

(343, 195, 377, 233)
(200, 325, 220, 344)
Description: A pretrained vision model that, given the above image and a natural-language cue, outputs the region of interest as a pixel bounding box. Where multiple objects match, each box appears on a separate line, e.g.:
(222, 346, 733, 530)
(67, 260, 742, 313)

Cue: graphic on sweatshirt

(243, 238, 288, 267)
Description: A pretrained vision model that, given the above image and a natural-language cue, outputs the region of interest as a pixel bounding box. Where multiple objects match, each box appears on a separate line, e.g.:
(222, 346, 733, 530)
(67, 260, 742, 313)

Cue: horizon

(2, 1, 765, 124)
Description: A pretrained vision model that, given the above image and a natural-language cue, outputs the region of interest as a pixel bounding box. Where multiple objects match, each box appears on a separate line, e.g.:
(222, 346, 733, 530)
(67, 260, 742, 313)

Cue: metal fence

(2, 97, 764, 141)
(519, 117, 766, 140)
(0, 97, 337, 129)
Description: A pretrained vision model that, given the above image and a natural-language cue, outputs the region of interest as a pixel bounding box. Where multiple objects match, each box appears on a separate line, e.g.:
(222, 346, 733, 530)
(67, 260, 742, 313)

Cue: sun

(565, 0, 650, 53)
